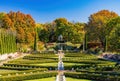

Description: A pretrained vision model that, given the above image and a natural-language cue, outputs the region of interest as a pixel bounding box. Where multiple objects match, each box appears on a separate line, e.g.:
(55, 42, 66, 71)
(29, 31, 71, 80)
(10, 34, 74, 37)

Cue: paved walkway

(0, 53, 28, 66)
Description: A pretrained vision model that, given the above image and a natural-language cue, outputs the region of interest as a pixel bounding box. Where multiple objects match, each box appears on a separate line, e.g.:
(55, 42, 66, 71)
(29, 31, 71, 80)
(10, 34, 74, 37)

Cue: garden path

(0, 53, 28, 66)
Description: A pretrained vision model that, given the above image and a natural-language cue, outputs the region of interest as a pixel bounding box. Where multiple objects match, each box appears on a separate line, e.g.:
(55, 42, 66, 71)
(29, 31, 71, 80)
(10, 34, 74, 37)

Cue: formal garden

(0, 51, 120, 81)
(0, 8, 120, 81)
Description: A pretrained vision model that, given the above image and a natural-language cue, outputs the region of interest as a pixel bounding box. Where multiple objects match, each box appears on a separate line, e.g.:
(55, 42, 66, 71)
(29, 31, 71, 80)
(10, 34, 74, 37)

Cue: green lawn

(30, 62, 85, 66)
(25, 77, 93, 81)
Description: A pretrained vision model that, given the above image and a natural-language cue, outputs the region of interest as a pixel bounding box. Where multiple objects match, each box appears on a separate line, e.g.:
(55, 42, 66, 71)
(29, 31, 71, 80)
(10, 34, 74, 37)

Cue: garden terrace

(0, 53, 119, 81)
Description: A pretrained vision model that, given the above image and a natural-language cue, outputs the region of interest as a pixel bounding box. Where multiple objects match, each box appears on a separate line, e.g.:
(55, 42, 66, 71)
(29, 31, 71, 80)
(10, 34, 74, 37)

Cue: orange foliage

(2, 11, 36, 43)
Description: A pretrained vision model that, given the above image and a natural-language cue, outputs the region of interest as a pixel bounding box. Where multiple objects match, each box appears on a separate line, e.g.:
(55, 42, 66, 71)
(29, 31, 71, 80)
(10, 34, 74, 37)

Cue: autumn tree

(2, 11, 36, 43)
(86, 10, 118, 51)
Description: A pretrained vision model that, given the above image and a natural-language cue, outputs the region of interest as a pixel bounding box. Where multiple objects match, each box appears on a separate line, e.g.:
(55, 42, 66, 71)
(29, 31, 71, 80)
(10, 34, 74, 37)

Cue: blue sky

(0, 0, 120, 23)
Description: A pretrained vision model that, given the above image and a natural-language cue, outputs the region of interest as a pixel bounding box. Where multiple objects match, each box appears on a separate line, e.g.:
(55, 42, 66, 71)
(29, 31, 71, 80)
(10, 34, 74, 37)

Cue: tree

(2, 11, 36, 43)
(54, 18, 68, 41)
(54, 18, 85, 43)
(33, 28, 38, 52)
(107, 17, 120, 51)
(0, 12, 6, 28)
(0, 29, 16, 54)
(38, 23, 51, 43)
(87, 10, 118, 52)
(70, 22, 85, 43)
(38, 18, 85, 43)
(0, 12, 5, 19)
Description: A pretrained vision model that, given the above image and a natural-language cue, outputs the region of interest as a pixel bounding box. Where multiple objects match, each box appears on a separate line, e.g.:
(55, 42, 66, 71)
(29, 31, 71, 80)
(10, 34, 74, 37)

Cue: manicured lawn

(31, 63, 85, 66)
(67, 77, 93, 81)
(25, 77, 93, 81)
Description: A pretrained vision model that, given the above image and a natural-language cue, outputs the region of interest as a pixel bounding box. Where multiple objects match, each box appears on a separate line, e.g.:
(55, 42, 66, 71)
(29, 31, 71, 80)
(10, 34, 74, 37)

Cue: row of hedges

(63, 59, 111, 65)
(65, 53, 95, 57)
(31, 53, 55, 56)
(0, 72, 57, 81)
(8, 59, 56, 64)
(3, 63, 57, 70)
(27, 54, 56, 57)
(3, 63, 51, 69)
(76, 70, 120, 76)
(76, 65, 115, 71)
(23, 56, 57, 60)
(65, 72, 120, 81)
(3, 63, 93, 70)
(63, 57, 97, 60)
(0, 69, 48, 76)
(0, 29, 16, 54)
(0, 66, 48, 71)
(3, 62, 115, 71)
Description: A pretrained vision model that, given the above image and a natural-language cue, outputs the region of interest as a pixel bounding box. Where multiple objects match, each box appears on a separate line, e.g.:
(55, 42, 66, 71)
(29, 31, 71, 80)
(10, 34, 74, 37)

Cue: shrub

(0, 72, 57, 81)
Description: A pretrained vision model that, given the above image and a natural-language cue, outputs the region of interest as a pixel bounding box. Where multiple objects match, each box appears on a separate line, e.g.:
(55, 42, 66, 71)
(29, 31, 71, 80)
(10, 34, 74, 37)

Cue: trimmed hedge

(0, 69, 48, 76)
(23, 56, 58, 60)
(76, 70, 120, 76)
(0, 66, 48, 71)
(3, 63, 56, 70)
(0, 72, 57, 81)
(3, 63, 92, 70)
(9, 59, 56, 64)
(65, 72, 120, 81)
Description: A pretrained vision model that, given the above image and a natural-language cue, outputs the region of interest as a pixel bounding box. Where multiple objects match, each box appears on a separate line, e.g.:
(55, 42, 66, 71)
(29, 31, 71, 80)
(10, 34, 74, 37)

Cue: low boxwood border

(0, 72, 57, 81)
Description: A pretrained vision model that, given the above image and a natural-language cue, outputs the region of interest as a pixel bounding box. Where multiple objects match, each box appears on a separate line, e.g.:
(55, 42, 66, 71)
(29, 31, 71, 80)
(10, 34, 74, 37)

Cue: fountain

(56, 35, 66, 81)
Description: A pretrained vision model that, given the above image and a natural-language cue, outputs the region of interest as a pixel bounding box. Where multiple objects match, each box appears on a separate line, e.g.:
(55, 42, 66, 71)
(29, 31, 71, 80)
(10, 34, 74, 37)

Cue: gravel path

(0, 53, 28, 66)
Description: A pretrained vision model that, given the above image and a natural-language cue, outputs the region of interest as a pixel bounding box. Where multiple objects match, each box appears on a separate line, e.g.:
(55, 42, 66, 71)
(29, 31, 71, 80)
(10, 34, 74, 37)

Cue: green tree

(54, 18, 85, 43)
(71, 22, 85, 43)
(33, 28, 38, 52)
(0, 12, 6, 28)
(54, 18, 69, 40)
(87, 10, 118, 52)
(38, 23, 50, 43)
(0, 29, 16, 54)
(107, 17, 120, 51)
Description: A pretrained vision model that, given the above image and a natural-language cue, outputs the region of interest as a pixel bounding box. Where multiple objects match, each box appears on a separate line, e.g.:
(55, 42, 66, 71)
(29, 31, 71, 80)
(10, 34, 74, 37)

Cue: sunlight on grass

(25, 77, 93, 81)
(30, 63, 85, 66)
